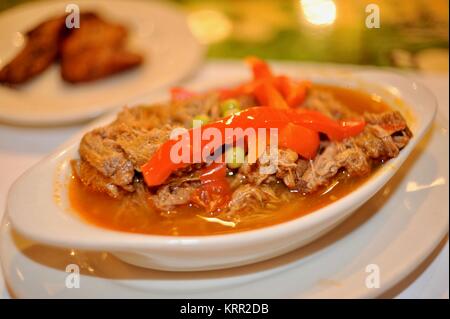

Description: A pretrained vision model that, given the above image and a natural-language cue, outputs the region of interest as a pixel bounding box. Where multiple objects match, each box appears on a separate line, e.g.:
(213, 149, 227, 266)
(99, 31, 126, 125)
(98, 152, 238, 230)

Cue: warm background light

(187, 9, 232, 44)
(300, 0, 337, 26)
(0, 0, 447, 72)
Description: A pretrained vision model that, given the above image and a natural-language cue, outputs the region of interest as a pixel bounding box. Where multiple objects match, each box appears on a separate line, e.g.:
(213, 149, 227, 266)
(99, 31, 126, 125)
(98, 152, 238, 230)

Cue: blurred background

(1, 0, 448, 72)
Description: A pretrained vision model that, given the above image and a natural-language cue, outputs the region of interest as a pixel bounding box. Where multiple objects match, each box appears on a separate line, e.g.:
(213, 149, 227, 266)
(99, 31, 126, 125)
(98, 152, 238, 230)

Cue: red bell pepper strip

(218, 79, 263, 100)
(141, 107, 365, 187)
(276, 76, 311, 107)
(253, 81, 289, 109)
(223, 58, 312, 109)
(278, 123, 320, 159)
(199, 161, 227, 182)
(219, 57, 275, 100)
(245, 56, 273, 80)
(295, 109, 366, 141)
(170, 87, 196, 102)
(141, 139, 187, 188)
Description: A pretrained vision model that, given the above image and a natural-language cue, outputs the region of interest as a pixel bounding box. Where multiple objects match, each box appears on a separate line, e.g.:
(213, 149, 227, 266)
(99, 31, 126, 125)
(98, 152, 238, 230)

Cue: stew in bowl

(7, 59, 435, 270)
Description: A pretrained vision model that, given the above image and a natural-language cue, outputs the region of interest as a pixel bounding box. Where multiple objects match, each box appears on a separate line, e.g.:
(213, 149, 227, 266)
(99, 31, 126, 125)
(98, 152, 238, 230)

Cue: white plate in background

(0, 0, 204, 125)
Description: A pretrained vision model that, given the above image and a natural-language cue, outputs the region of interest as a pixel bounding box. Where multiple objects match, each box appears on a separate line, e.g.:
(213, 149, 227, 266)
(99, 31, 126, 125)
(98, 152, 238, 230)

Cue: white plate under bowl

(0, 111, 448, 298)
(4, 64, 440, 272)
(0, 0, 204, 125)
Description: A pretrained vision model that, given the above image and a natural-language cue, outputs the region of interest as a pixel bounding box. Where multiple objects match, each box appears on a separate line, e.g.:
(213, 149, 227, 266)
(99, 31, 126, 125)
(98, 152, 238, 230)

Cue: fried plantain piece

(0, 12, 143, 85)
(61, 47, 143, 83)
(61, 12, 128, 54)
(0, 16, 67, 85)
(60, 13, 143, 83)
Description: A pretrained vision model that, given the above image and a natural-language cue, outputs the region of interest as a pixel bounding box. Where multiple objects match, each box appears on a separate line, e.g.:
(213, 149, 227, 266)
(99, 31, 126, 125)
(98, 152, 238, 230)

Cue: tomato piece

(192, 162, 231, 211)
(199, 162, 227, 184)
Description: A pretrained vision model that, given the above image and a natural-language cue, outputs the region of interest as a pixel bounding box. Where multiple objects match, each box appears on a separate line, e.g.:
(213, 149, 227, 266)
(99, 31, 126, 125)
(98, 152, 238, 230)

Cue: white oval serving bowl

(6, 67, 437, 271)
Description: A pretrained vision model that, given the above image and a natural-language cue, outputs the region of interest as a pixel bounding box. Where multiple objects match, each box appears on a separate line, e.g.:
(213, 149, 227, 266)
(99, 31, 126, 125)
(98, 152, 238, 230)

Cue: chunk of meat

(168, 91, 256, 125)
(228, 184, 280, 213)
(112, 123, 174, 170)
(0, 16, 66, 84)
(334, 142, 371, 176)
(151, 181, 199, 211)
(236, 111, 411, 194)
(300, 140, 372, 192)
(79, 126, 135, 187)
(353, 125, 400, 159)
(392, 133, 411, 149)
(235, 161, 272, 186)
(364, 111, 410, 135)
(115, 105, 171, 130)
(301, 144, 340, 192)
(235, 148, 308, 189)
(170, 93, 221, 125)
(78, 114, 176, 196)
(79, 121, 175, 189)
(300, 119, 409, 192)
(60, 13, 142, 83)
(275, 149, 306, 189)
(303, 89, 358, 119)
(72, 159, 127, 198)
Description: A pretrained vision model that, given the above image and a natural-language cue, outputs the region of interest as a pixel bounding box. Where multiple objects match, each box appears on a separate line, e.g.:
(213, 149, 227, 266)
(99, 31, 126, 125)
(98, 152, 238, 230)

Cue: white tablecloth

(0, 64, 448, 299)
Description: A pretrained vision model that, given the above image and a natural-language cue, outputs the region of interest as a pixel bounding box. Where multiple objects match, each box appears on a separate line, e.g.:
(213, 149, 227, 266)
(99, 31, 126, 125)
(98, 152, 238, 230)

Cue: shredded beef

(75, 88, 412, 215)
(228, 184, 280, 213)
(170, 93, 221, 125)
(169, 93, 257, 126)
(78, 106, 177, 193)
(151, 183, 196, 211)
(275, 149, 308, 189)
(72, 159, 127, 198)
(364, 111, 410, 135)
(300, 139, 371, 193)
(303, 89, 358, 119)
(115, 105, 170, 130)
(236, 111, 411, 193)
(113, 123, 174, 170)
(79, 126, 135, 188)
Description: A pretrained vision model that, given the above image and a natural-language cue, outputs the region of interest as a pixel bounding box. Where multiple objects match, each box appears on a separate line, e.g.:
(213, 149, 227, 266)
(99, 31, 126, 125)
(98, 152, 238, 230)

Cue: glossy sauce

(69, 85, 390, 236)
